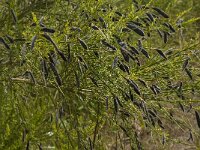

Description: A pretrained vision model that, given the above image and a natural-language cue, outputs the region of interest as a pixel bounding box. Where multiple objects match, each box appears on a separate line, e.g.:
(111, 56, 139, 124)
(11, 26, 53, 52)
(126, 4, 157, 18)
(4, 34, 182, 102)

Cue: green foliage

(0, 0, 199, 149)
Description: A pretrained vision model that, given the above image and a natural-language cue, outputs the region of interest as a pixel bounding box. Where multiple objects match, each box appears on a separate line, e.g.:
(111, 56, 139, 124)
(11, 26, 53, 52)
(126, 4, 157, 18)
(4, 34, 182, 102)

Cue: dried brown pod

(41, 27, 55, 33)
(49, 62, 62, 86)
(30, 35, 37, 51)
(101, 39, 116, 51)
(153, 7, 169, 18)
(195, 111, 200, 128)
(0, 37, 10, 49)
(126, 23, 145, 36)
(156, 49, 167, 59)
(78, 38, 88, 50)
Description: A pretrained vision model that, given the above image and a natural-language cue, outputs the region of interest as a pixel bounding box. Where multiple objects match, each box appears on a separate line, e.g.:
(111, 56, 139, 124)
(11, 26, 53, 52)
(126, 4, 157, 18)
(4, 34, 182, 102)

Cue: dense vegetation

(0, 0, 199, 149)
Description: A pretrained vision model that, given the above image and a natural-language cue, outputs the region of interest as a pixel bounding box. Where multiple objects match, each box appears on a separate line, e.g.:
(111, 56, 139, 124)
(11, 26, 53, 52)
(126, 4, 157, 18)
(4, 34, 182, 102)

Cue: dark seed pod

(11, 9, 17, 23)
(128, 21, 142, 26)
(128, 45, 139, 55)
(112, 56, 118, 69)
(138, 39, 143, 50)
(195, 111, 200, 128)
(118, 62, 126, 73)
(178, 102, 184, 112)
(115, 11, 122, 16)
(157, 118, 164, 129)
(121, 47, 129, 62)
(163, 23, 175, 32)
(185, 68, 193, 80)
(67, 43, 71, 63)
(157, 29, 163, 38)
(78, 38, 88, 50)
(119, 125, 129, 137)
(99, 17, 107, 28)
(91, 25, 99, 30)
(125, 78, 141, 96)
(71, 26, 81, 32)
(88, 137, 93, 150)
(78, 60, 83, 74)
(123, 64, 130, 74)
(101, 39, 116, 51)
(41, 59, 48, 79)
(146, 13, 154, 22)
(138, 78, 148, 88)
(150, 85, 157, 95)
(24, 71, 36, 84)
(5, 35, 14, 43)
(26, 140, 30, 150)
(141, 48, 150, 58)
(89, 77, 98, 87)
(49, 62, 62, 86)
(0, 37, 10, 49)
(121, 27, 131, 32)
(48, 52, 57, 65)
(153, 7, 169, 18)
(162, 134, 166, 145)
(74, 71, 80, 88)
(30, 35, 37, 51)
(38, 143, 43, 150)
(168, 23, 176, 32)
(182, 57, 190, 70)
(42, 33, 58, 50)
(163, 31, 168, 43)
(113, 96, 119, 113)
(106, 96, 108, 110)
(57, 49, 67, 61)
(126, 23, 145, 36)
(41, 27, 55, 33)
(156, 49, 167, 59)
(187, 130, 194, 142)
